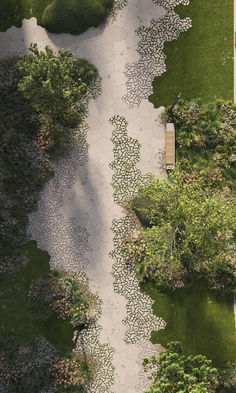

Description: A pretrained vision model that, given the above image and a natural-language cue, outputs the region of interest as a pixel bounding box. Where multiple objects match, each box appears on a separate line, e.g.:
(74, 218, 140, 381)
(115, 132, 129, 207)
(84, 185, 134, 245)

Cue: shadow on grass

(140, 279, 236, 369)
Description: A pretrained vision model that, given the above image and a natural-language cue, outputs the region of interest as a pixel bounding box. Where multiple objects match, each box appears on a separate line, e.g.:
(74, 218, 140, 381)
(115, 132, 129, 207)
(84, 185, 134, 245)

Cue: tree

(17, 43, 96, 127)
(143, 341, 219, 393)
(125, 169, 235, 290)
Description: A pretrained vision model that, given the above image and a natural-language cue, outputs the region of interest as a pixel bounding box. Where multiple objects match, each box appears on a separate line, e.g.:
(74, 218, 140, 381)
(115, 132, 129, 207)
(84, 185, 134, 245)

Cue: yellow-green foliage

(131, 169, 236, 291)
(143, 342, 219, 393)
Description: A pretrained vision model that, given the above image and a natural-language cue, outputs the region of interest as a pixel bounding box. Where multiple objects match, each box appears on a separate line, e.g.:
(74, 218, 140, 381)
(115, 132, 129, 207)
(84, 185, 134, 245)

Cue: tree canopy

(125, 169, 236, 291)
(17, 43, 97, 127)
(143, 341, 219, 393)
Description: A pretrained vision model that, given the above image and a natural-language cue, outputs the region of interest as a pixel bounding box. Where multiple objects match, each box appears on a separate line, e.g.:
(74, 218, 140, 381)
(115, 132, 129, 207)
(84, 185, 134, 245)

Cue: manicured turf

(0, 0, 113, 35)
(149, 0, 234, 108)
(0, 241, 74, 355)
(141, 279, 236, 369)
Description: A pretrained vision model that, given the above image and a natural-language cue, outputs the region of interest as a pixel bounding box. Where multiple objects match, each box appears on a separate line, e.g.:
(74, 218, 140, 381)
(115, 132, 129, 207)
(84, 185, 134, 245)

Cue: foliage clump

(42, 0, 114, 35)
(143, 341, 219, 393)
(0, 336, 88, 392)
(0, 55, 54, 264)
(169, 98, 236, 192)
(125, 169, 235, 291)
(17, 43, 97, 149)
(28, 271, 92, 328)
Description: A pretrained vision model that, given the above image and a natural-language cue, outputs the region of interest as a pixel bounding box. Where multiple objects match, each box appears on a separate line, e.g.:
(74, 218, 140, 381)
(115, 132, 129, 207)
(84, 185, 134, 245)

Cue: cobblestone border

(109, 114, 166, 391)
(122, 0, 191, 107)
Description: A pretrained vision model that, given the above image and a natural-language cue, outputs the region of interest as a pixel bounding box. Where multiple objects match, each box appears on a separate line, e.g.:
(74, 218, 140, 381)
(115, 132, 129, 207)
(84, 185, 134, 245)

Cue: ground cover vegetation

(0, 0, 114, 34)
(0, 45, 98, 391)
(143, 341, 219, 393)
(149, 0, 233, 108)
(165, 98, 236, 193)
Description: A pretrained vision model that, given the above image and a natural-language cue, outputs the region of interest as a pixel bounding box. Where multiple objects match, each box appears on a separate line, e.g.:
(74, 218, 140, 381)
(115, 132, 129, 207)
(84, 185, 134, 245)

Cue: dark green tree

(143, 342, 219, 393)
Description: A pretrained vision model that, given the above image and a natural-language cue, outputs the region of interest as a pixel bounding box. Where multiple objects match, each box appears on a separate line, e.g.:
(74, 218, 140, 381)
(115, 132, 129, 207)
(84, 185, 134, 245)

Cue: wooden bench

(165, 122, 175, 170)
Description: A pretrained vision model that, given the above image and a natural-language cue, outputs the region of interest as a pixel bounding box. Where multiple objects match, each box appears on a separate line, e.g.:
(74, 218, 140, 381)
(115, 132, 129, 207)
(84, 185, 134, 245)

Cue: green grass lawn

(141, 279, 236, 369)
(0, 241, 74, 355)
(0, 0, 113, 34)
(149, 0, 234, 108)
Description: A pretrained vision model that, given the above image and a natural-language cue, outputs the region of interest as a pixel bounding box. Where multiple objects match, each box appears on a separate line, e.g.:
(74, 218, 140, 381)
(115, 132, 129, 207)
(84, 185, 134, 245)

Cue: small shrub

(28, 271, 90, 328)
(42, 0, 114, 35)
(49, 356, 87, 390)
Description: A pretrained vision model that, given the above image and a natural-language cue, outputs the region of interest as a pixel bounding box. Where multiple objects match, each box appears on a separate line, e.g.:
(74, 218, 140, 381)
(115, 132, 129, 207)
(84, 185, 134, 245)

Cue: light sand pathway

(0, 1, 191, 391)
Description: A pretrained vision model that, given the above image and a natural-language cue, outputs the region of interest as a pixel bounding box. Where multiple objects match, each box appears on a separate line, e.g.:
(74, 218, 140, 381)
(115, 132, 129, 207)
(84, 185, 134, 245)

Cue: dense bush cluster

(0, 56, 54, 267)
(0, 336, 87, 393)
(143, 341, 219, 393)
(125, 169, 235, 291)
(28, 271, 90, 328)
(42, 0, 114, 35)
(168, 98, 236, 192)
